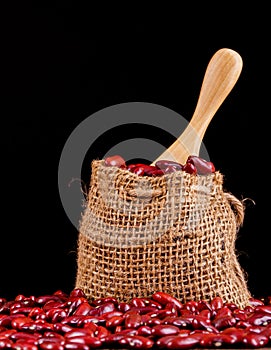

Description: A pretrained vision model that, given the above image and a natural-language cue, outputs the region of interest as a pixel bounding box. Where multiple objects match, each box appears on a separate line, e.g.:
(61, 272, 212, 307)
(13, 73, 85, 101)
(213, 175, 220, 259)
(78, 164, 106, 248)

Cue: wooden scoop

(151, 48, 243, 165)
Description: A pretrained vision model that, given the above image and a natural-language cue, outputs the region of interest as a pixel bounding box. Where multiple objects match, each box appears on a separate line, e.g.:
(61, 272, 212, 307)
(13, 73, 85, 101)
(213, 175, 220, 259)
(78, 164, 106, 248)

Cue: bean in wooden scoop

(151, 48, 243, 166)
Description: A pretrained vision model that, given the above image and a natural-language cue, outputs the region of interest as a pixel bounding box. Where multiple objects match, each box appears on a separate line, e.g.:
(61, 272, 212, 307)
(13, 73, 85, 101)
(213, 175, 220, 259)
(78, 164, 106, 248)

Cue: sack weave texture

(75, 160, 251, 308)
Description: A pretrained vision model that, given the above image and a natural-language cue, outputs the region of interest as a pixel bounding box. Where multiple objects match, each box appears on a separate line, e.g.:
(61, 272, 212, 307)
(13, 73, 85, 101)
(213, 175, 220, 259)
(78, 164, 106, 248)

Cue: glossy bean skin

(186, 155, 215, 174)
(166, 335, 200, 349)
(2, 288, 271, 350)
(152, 292, 183, 312)
(104, 155, 126, 168)
(151, 324, 180, 336)
(118, 335, 154, 349)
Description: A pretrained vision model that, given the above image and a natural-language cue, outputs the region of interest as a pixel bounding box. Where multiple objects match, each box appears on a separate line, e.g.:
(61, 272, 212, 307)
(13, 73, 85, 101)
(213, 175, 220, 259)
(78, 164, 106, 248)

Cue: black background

(1, 4, 270, 301)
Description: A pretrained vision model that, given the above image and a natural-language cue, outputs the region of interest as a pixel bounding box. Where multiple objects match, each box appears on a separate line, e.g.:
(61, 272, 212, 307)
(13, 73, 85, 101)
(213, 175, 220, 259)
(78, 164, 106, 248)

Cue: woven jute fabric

(75, 159, 251, 308)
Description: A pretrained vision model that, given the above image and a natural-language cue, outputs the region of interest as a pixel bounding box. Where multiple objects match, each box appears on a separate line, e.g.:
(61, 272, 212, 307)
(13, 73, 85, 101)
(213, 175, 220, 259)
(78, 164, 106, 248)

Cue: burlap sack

(75, 159, 251, 308)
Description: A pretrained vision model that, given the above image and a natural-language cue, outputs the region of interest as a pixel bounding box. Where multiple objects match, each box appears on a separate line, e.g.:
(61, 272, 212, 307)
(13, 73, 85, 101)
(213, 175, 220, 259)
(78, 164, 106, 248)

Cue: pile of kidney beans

(104, 155, 216, 176)
(1, 289, 271, 349)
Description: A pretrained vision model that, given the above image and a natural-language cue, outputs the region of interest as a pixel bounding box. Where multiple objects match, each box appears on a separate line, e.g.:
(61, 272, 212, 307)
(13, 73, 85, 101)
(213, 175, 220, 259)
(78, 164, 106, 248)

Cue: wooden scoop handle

(151, 48, 243, 165)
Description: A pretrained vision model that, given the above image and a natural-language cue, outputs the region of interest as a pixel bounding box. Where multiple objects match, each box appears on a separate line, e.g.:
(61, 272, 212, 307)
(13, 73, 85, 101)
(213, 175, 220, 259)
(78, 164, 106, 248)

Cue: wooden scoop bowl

(151, 48, 243, 166)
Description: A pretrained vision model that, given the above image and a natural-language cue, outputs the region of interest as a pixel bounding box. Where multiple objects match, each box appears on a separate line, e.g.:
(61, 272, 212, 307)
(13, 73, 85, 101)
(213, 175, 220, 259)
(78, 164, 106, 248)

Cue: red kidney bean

(104, 155, 126, 168)
(163, 316, 192, 327)
(102, 310, 123, 320)
(38, 336, 65, 346)
(43, 332, 65, 341)
(255, 305, 271, 314)
(243, 332, 269, 347)
(166, 335, 200, 349)
(94, 325, 110, 338)
(199, 333, 236, 347)
(156, 335, 180, 348)
(105, 315, 123, 328)
(0, 301, 15, 314)
(127, 164, 137, 172)
(43, 301, 65, 314)
(65, 329, 95, 339)
(163, 165, 181, 174)
(67, 336, 102, 348)
(77, 315, 105, 326)
(179, 309, 193, 317)
(145, 316, 163, 326)
(50, 309, 67, 324)
(221, 326, 245, 342)
(97, 302, 116, 316)
(131, 166, 145, 176)
(146, 168, 164, 176)
(53, 290, 69, 301)
(115, 328, 138, 336)
(0, 298, 7, 306)
(0, 338, 13, 349)
(191, 315, 211, 330)
(248, 325, 267, 333)
(224, 302, 239, 311)
(130, 298, 146, 309)
(61, 316, 85, 326)
(156, 308, 177, 319)
(141, 299, 162, 310)
(35, 295, 63, 305)
(82, 322, 98, 333)
(261, 325, 271, 339)
(244, 305, 255, 314)
(236, 320, 251, 328)
(186, 155, 215, 174)
(91, 297, 118, 307)
(13, 340, 38, 350)
(68, 289, 86, 299)
(198, 309, 211, 319)
(0, 328, 17, 338)
(151, 324, 180, 336)
(124, 312, 142, 329)
(118, 302, 131, 313)
(30, 322, 55, 333)
(85, 308, 100, 317)
(12, 342, 38, 350)
(248, 312, 271, 326)
(249, 298, 265, 307)
(212, 315, 236, 329)
(210, 296, 224, 311)
(197, 300, 212, 313)
(64, 342, 89, 350)
(73, 303, 93, 316)
(183, 301, 198, 313)
(53, 323, 74, 334)
(11, 317, 33, 330)
(10, 301, 23, 311)
(214, 306, 233, 319)
(28, 307, 45, 319)
(118, 335, 154, 349)
(39, 340, 64, 350)
(155, 160, 183, 170)
(11, 307, 34, 315)
(10, 331, 40, 342)
(182, 162, 197, 174)
(137, 325, 152, 336)
(66, 298, 89, 316)
(233, 308, 248, 321)
(152, 292, 183, 312)
(127, 306, 158, 315)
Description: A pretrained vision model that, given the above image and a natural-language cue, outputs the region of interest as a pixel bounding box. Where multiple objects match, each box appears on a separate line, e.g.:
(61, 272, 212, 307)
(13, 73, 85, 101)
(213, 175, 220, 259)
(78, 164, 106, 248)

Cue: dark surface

(1, 4, 270, 301)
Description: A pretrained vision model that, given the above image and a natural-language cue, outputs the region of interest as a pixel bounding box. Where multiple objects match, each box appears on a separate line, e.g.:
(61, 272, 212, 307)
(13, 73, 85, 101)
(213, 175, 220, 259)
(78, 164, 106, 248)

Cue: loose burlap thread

(75, 160, 251, 308)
